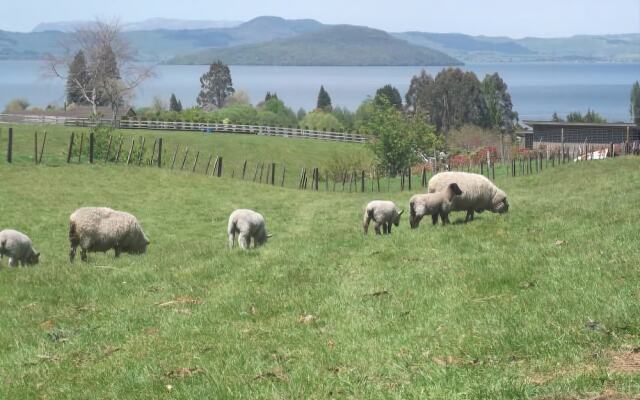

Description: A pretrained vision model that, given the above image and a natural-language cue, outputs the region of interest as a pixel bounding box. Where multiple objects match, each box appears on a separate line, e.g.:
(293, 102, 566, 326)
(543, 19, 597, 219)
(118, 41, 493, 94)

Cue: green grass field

(0, 124, 372, 189)
(0, 134, 639, 399)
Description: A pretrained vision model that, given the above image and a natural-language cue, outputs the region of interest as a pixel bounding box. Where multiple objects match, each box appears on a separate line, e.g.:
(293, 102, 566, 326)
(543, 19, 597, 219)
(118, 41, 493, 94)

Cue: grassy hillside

(0, 124, 371, 189)
(0, 144, 639, 398)
(168, 25, 462, 66)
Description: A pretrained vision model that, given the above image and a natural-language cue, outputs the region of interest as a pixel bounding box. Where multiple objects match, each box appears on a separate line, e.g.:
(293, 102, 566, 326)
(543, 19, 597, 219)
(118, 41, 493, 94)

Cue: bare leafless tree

(45, 20, 154, 123)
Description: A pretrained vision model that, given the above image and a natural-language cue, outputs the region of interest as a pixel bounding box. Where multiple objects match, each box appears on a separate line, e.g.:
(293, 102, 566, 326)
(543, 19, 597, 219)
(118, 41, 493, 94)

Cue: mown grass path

(0, 157, 638, 399)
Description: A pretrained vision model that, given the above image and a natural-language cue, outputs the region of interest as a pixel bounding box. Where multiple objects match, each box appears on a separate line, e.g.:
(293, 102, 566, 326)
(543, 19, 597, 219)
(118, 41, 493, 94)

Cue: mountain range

(1, 16, 638, 64)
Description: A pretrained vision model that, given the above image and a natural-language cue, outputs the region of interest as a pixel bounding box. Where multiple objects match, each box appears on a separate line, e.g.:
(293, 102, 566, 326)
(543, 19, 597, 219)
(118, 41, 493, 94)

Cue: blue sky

(4, 0, 639, 37)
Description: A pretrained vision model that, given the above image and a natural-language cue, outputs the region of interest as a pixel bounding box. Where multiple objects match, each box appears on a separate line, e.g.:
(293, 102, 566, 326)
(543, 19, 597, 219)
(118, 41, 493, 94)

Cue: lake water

(0, 61, 638, 122)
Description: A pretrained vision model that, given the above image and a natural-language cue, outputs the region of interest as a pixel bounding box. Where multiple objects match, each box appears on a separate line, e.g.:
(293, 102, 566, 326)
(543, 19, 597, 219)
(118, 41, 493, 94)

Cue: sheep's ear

(267, 233, 273, 238)
(450, 183, 463, 195)
(398, 209, 404, 216)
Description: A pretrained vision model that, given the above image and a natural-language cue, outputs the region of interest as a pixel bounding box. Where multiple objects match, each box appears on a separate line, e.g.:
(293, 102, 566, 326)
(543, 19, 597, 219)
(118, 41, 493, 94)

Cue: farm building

(521, 121, 640, 150)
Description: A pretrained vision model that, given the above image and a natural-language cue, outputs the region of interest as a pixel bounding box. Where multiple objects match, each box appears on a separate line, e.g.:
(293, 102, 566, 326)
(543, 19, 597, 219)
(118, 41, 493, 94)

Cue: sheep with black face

(409, 182, 463, 228)
(427, 172, 509, 222)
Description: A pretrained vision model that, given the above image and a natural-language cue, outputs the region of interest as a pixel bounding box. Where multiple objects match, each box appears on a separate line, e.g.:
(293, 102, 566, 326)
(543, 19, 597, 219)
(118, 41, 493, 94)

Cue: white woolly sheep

(409, 182, 463, 228)
(427, 172, 509, 222)
(363, 200, 404, 235)
(227, 209, 272, 249)
(0, 229, 40, 267)
(69, 207, 150, 262)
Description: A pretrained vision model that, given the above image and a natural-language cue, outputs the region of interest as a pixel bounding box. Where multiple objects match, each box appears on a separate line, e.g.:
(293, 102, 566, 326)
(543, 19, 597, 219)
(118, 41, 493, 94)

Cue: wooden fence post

(407, 167, 411, 191)
(104, 135, 113, 162)
(137, 137, 145, 166)
(171, 144, 179, 169)
(34, 131, 39, 164)
(38, 131, 47, 164)
(560, 128, 565, 163)
(281, 165, 286, 187)
(126, 139, 135, 165)
(150, 138, 158, 166)
(205, 154, 213, 175)
(271, 163, 276, 185)
(89, 132, 95, 164)
(78, 133, 84, 163)
(66, 132, 75, 163)
(491, 162, 495, 180)
(326, 171, 329, 191)
(6, 127, 12, 163)
(192, 151, 200, 172)
(376, 171, 380, 192)
(157, 138, 163, 167)
(180, 147, 189, 170)
(298, 168, 305, 189)
(361, 170, 365, 192)
(216, 157, 223, 177)
(115, 136, 123, 163)
(421, 167, 427, 187)
(242, 160, 247, 179)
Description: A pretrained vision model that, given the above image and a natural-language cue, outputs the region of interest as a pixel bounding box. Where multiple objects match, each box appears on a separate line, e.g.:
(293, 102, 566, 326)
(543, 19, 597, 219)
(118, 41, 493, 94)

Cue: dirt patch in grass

(537, 389, 639, 399)
(609, 347, 640, 374)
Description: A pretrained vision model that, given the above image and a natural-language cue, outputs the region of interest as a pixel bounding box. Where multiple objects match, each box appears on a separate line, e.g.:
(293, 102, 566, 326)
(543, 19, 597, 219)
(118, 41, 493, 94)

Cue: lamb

(409, 182, 463, 228)
(363, 200, 404, 235)
(427, 172, 509, 222)
(227, 209, 272, 249)
(69, 207, 150, 262)
(0, 229, 40, 267)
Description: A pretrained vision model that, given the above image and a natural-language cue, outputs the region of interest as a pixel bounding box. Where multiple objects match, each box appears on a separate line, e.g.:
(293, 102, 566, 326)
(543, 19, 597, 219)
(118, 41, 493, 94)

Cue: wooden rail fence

(0, 113, 367, 144)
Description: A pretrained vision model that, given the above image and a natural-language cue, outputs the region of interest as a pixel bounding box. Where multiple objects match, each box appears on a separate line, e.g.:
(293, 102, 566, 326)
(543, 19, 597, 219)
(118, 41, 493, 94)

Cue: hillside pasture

(0, 153, 639, 399)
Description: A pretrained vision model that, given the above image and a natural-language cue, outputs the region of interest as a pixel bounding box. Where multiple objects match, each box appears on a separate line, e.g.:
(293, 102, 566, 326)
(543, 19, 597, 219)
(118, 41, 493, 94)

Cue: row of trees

(404, 68, 518, 133)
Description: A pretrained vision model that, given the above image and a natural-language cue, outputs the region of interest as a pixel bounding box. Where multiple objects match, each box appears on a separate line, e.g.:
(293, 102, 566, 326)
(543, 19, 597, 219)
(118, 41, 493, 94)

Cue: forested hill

(167, 25, 462, 66)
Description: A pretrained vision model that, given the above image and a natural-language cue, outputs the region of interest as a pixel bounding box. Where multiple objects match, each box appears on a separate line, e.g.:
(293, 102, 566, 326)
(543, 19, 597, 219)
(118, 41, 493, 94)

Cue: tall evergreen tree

(197, 61, 235, 109)
(316, 85, 332, 112)
(374, 85, 403, 109)
(631, 81, 640, 126)
(482, 73, 518, 132)
(66, 50, 89, 105)
(551, 112, 563, 122)
(430, 68, 488, 133)
(405, 70, 435, 115)
(169, 93, 183, 112)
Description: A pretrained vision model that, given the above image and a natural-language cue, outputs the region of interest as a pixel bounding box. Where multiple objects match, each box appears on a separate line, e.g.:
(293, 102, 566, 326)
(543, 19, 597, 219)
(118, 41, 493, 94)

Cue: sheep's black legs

(431, 214, 439, 225)
(69, 245, 77, 263)
(465, 210, 474, 222)
(80, 249, 88, 262)
(375, 223, 382, 235)
(440, 212, 451, 225)
(386, 223, 392, 234)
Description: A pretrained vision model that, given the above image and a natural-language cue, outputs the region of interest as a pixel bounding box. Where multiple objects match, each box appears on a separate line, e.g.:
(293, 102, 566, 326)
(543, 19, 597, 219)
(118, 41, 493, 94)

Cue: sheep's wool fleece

(0, 229, 35, 258)
(365, 200, 399, 223)
(227, 209, 266, 235)
(70, 207, 147, 251)
(428, 172, 505, 212)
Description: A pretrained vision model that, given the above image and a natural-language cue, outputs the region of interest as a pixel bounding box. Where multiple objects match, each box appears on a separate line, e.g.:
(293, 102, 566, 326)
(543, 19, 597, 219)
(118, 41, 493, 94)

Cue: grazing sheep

(363, 201, 404, 235)
(428, 172, 509, 222)
(409, 183, 463, 228)
(0, 229, 40, 267)
(69, 207, 150, 262)
(227, 209, 272, 249)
